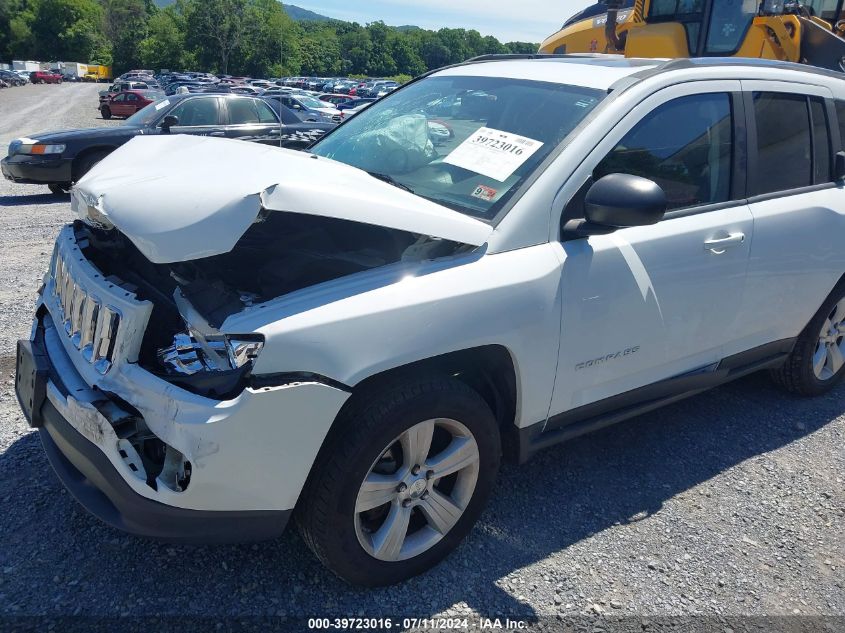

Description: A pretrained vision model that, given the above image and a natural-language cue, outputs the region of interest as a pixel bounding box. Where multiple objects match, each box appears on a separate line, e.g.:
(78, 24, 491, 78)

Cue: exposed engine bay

(77, 212, 468, 398)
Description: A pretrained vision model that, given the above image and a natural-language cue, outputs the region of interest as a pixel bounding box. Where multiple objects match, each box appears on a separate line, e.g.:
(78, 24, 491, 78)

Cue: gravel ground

(0, 82, 843, 627)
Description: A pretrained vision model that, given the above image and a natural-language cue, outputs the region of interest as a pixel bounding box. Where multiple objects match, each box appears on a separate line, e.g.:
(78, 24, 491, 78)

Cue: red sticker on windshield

(471, 185, 497, 202)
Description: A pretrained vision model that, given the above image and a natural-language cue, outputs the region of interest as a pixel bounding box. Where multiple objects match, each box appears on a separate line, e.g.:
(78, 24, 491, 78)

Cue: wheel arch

(335, 345, 521, 462)
(71, 145, 116, 181)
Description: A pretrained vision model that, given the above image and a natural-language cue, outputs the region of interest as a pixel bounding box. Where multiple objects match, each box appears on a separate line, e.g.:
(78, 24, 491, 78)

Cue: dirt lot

(0, 82, 843, 624)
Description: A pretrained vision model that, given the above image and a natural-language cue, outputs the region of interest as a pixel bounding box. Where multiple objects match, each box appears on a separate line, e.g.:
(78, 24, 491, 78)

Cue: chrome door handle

(704, 232, 745, 253)
(208, 131, 226, 137)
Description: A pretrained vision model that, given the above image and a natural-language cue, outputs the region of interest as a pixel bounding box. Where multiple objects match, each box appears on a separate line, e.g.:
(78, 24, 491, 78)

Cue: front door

(550, 81, 755, 418)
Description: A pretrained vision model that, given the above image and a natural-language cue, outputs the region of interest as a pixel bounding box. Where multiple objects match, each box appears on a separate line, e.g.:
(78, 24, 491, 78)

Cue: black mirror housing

(562, 173, 666, 239)
(835, 151, 845, 181)
(160, 114, 179, 132)
(585, 173, 666, 228)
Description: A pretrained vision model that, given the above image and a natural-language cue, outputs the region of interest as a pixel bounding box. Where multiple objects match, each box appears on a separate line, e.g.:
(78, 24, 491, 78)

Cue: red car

(99, 90, 159, 119)
(30, 71, 62, 84)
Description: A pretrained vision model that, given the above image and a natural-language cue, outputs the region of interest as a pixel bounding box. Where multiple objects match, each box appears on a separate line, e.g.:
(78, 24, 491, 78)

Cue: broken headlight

(156, 333, 264, 399)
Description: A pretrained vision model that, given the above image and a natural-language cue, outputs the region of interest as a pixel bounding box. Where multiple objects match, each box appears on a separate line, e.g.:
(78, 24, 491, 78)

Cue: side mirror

(835, 151, 845, 181)
(160, 114, 179, 132)
(563, 173, 666, 238)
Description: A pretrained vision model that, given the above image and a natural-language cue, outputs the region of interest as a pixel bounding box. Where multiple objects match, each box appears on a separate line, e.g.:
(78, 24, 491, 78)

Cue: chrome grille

(51, 245, 122, 375)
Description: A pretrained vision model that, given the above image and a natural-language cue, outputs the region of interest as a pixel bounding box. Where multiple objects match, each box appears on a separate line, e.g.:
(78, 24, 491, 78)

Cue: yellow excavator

(539, 0, 845, 73)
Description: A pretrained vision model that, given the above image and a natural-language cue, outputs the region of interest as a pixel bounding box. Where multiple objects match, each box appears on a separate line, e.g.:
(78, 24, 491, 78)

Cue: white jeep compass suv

(15, 55, 845, 586)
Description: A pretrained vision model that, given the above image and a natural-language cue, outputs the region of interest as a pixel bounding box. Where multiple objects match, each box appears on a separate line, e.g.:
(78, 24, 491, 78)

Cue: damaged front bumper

(19, 326, 289, 542)
(15, 229, 352, 542)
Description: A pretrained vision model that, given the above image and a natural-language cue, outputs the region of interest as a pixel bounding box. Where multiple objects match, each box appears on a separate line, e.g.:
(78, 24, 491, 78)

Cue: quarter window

(594, 93, 733, 211)
(752, 93, 812, 195)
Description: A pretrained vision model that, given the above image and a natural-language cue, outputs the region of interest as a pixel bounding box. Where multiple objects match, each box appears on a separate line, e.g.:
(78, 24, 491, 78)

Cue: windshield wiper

(367, 171, 415, 194)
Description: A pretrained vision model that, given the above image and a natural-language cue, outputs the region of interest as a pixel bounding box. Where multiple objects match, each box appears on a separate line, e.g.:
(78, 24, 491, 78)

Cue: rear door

(550, 81, 756, 416)
(222, 97, 279, 140)
(739, 81, 845, 350)
(167, 96, 226, 137)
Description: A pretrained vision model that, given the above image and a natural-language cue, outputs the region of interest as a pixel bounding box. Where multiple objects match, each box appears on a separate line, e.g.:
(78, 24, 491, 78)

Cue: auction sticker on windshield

(443, 127, 543, 182)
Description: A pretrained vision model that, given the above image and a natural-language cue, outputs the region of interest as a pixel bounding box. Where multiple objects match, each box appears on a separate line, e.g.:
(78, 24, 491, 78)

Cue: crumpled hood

(72, 135, 492, 263)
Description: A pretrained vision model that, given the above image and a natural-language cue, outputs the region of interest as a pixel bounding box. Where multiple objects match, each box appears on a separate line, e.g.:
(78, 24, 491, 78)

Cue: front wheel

(297, 378, 500, 586)
(771, 282, 845, 395)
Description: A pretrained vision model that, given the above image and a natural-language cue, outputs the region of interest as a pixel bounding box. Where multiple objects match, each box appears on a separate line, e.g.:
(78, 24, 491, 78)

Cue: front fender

(225, 243, 565, 428)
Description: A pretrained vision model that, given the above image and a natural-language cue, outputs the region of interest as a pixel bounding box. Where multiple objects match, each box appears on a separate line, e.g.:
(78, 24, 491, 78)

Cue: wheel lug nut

(397, 483, 407, 493)
(411, 465, 421, 475)
(421, 491, 429, 500)
(402, 499, 412, 508)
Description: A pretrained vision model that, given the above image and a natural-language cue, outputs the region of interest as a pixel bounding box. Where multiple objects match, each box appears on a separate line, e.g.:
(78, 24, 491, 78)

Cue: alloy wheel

(812, 297, 845, 380)
(354, 418, 480, 562)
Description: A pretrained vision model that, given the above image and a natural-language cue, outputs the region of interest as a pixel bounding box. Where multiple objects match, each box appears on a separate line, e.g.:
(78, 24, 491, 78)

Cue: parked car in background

(336, 97, 376, 111)
(99, 81, 152, 105)
(338, 100, 375, 120)
(0, 78, 8, 89)
(100, 90, 161, 119)
(319, 93, 353, 106)
(2, 94, 328, 194)
(231, 85, 262, 95)
(0, 70, 26, 86)
(276, 94, 341, 123)
(30, 70, 62, 84)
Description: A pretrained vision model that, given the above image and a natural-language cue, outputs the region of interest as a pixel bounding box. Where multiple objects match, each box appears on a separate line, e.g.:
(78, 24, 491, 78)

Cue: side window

(169, 97, 220, 126)
(835, 100, 845, 154)
(594, 92, 733, 211)
(811, 98, 832, 183)
(752, 92, 811, 195)
(255, 99, 277, 124)
(112, 94, 126, 103)
(125, 93, 138, 102)
(228, 98, 260, 124)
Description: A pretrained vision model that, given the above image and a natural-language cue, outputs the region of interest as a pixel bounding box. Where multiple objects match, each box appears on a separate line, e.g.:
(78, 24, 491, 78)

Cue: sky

(288, 0, 597, 43)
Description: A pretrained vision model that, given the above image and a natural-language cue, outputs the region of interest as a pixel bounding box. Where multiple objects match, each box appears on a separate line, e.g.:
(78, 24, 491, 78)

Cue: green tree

(239, 0, 300, 76)
(102, 0, 154, 72)
(138, 6, 190, 71)
(183, 0, 253, 74)
(30, 0, 106, 61)
(366, 21, 396, 76)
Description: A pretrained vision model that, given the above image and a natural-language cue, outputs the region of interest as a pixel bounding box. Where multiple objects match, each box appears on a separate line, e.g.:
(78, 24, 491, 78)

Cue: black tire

(100, 106, 111, 119)
(47, 183, 70, 195)
(296, 377, 500, 586)
(770, 280, 845, 396)
(72, 150, 110, 182)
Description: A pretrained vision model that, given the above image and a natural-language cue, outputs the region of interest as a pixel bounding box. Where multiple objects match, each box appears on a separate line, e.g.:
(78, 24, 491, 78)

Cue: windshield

(310, 75, 604, 220)
(124, 97, 171, 127)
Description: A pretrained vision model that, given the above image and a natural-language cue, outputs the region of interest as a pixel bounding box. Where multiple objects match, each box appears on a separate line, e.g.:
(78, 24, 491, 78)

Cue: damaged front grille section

(51, 236, 122, 374)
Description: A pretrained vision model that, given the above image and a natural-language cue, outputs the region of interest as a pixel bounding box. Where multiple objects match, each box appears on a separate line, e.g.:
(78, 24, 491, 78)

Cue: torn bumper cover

(16, 307, 350, 543)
